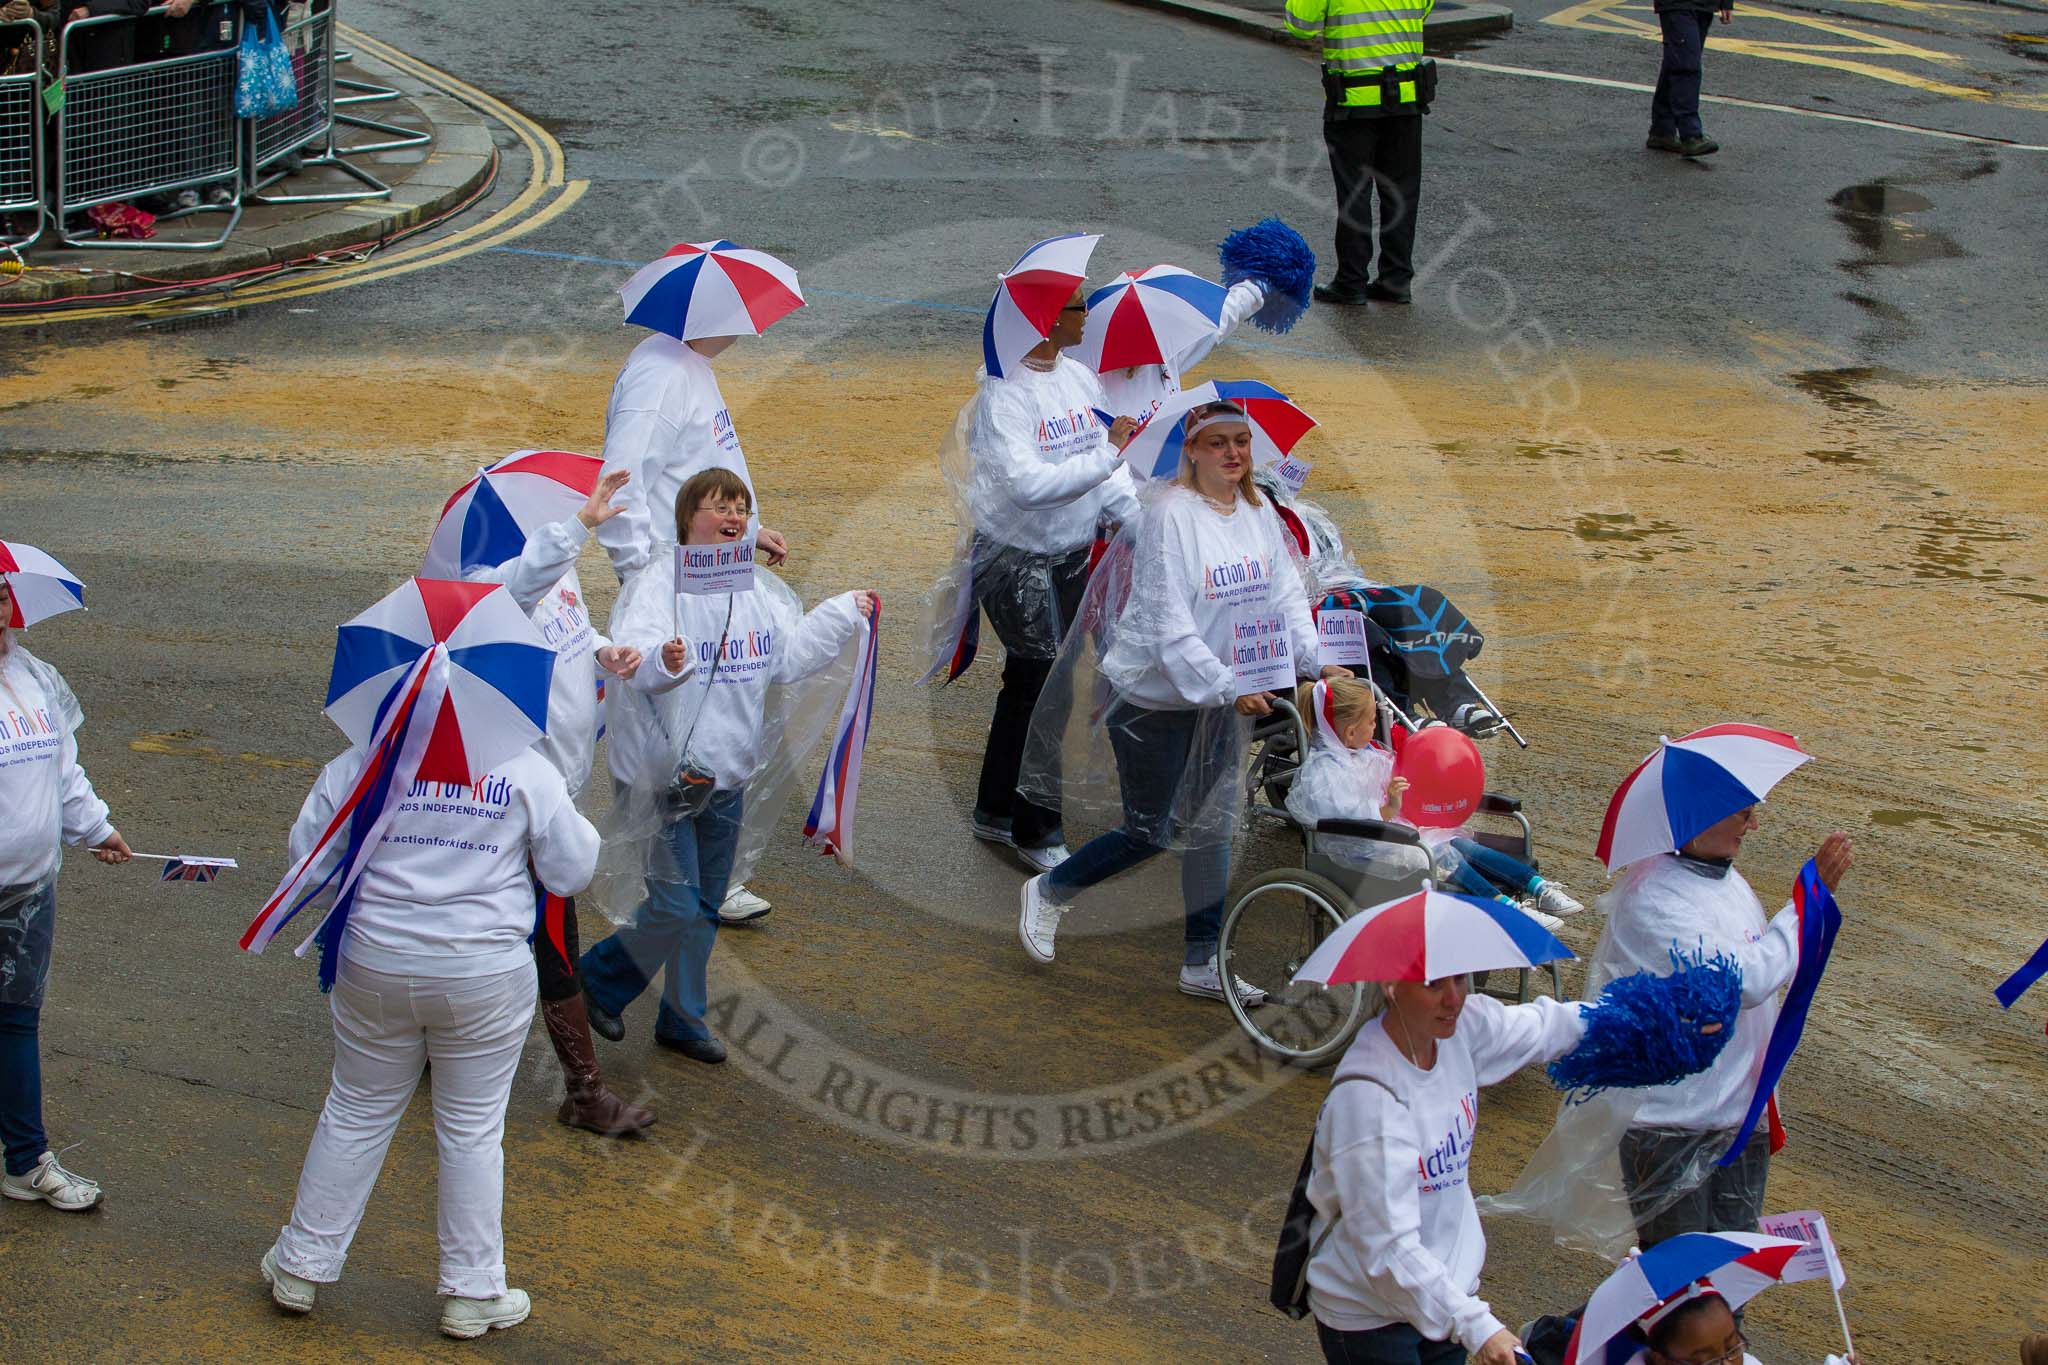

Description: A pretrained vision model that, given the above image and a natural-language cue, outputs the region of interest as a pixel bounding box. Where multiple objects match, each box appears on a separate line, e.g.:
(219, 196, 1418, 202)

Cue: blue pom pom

(1546, 948, 1744, 1099)
(1218, 218, 1316, 334)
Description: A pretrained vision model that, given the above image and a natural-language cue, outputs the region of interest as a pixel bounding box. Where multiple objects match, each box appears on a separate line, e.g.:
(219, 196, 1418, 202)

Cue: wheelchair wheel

(1217, 868, 1368, 1066)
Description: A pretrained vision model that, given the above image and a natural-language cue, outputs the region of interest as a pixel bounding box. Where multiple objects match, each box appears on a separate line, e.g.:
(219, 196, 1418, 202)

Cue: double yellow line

(8, 26, 587, 326)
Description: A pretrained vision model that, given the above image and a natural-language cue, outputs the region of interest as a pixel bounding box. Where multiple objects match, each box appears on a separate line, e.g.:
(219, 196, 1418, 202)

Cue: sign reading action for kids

(1317, 608, 1371, 670)
(1231, 612, 1293, 697)
(675, 536, 756, 597)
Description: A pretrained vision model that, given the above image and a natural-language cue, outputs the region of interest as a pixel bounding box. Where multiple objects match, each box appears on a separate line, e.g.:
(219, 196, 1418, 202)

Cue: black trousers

(1323, 114, 1424, 293)
(973, 542, 1092, 849)
(532, 887, 583, 1003)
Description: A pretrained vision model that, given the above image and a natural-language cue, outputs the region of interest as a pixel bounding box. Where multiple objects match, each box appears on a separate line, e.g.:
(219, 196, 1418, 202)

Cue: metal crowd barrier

(245, 2, 387, 205)
(0, 16, 41, 248)
(53, 5, 242, 250)
(332, 45, 430, 153)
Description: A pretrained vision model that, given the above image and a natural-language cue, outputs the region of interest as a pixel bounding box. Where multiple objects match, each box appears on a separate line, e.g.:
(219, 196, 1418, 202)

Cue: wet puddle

(1806, 448, 1867, 465)
(1830, 182, 1966, 270)
(1569, 511, 1691, 560)
(1871, 806, 2048, 856)
(1788, 366, 1885, 410)
(1876, 509, 2036, 593)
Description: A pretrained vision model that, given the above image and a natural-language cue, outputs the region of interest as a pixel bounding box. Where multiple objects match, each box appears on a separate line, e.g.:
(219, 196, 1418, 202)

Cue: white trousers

(272, 959, 536, 1298)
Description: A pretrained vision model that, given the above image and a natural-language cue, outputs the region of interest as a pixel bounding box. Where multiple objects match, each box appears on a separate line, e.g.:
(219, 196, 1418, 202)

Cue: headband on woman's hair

(1639, 1279, 1723, 1332)
(1184, 403, 1250, 440)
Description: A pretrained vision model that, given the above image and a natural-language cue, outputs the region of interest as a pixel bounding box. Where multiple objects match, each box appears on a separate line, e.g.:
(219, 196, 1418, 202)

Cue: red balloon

(1395, 726, 1486, 829)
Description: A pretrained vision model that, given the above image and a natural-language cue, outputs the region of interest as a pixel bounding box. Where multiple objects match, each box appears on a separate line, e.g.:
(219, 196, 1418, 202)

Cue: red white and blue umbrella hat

(0, 540, 86, 629)
(1070, 264, 1228, 375)
(620, 240, 805, 342)
(324, 578, 556, 786)
(1595, 723, 1812, 872)
(1565, 1232, 1806, 1365)
(422, 449, 603, 580)
(1119, 379, 1319, 482)
(981, 232, 1101, 379)
(1290, 886, 1573, 987)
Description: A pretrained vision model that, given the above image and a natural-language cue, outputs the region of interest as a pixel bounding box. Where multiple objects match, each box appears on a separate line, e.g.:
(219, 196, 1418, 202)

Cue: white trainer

(440, 1288, 531, 1340)
(1014, 842, 1069, 874)
(1178, 958, 1268, 1008)
(1, 1151, 101, 1211)
(1533, 881, 1585, 917)
(718, 885, 772, 924)
(1521, 902, 1568, 934)
(1018, 875, 1068, 964)
(261, 1247, 317, 1314)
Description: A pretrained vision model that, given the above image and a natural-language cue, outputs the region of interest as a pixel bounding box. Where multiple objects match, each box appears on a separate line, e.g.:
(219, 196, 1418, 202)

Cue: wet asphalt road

(1, 0, 2045, 1360)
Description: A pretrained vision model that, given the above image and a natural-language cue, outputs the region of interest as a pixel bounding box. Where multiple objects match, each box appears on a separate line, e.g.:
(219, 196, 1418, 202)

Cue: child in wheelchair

(1283, 677, 1584, 931)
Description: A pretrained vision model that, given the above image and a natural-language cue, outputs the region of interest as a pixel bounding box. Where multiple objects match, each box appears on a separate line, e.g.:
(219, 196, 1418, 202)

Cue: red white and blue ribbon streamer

(1994, 936, 2048, 1025)
(804, 607, 880, 862)
(239, 651, 446, 989)
(1718, 857, 1841, 1165)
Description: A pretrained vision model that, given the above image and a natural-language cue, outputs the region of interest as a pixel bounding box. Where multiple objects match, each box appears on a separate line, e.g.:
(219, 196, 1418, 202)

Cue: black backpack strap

(1282, 1073, 1403, 1316)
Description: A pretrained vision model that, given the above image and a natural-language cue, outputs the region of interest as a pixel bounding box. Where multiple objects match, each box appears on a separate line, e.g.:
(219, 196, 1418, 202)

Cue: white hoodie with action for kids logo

(287, 746, 599, 979)
(965, 355, 1138, 556)
(0, 645, 113, 886)
(1307, 994, 1586, 1352)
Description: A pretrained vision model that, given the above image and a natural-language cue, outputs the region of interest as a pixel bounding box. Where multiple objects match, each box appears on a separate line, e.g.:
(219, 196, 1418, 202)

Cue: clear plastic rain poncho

(1478, 856, 1783, 1259)
(917, 363, 1138, 684)
(0, 645, 89, 1009)
(1282, 691, 1432, 882)
(1251, 467, 1377, 602)
(1017, 479, 1319, 851)
(594, 563, 865, 923)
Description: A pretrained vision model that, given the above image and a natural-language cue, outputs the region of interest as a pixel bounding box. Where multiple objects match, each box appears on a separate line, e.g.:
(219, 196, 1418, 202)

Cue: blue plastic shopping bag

(234, 9, 298, 119)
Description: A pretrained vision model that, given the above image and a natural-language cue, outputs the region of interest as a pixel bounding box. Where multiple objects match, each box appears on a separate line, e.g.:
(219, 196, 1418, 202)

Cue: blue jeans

(0, 1002, 43, 1177)
(580, 788, 744, 1042)
(1316, 1318, 1465, 1365)
(1045, 703, 1232, 967)
(1434, 837, 1539, 900)
(1651, 8, 1714, 138)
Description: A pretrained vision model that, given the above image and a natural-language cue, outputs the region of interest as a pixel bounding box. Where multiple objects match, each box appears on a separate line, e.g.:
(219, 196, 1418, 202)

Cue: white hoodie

(605, 561, 863, 791)
(1589, 853, 1800, 1131)
(597, 334, 759, 578)
(1097, 280, 1265, 422)
(1308, 994, 1587, 1350)
(288, 745, 598, 979)
(462, 518, 609, 797)
(1102, 485, 1320, 709)
(965, 355, 1139, 556)
(0, 644, 113, 886)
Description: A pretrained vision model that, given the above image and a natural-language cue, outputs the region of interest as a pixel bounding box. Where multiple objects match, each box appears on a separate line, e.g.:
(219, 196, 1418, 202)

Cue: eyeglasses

(1060, 303, 1087, 313)
(695, 500, 750, 518)
(1668, 1333, 1748, 1365)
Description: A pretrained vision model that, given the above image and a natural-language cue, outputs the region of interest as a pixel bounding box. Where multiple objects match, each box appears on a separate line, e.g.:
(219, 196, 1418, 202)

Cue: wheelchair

(1216, 696, 1564, 1066)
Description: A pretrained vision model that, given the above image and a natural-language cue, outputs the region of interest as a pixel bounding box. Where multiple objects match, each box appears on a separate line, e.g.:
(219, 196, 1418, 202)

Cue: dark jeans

(1045, 702, 1231, 966)
(1620, 1124, 1770, 1248)
(1323, 114, 1424, 293)
(974, 539, 1092, 849)
(531, 885, 583, 1003)
(1316, 1318, 1465, 1365)
(0, 1002, 43, 1177)
(581, 788, 745, 1042)
(1651, 8, 1715, 139)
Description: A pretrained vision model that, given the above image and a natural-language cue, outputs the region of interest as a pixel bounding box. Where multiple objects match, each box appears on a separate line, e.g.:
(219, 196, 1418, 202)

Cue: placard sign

(1231, 612, 1293, 696)
(1317, 608, 1372, 671)
(1271, 452, 1313, 495)
(1757, 1209, 1847, 1291)
(674, 536, 756, 597)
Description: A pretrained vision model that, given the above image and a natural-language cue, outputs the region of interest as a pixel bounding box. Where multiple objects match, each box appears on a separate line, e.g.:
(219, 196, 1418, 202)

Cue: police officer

(1287, 0, 1438, 307)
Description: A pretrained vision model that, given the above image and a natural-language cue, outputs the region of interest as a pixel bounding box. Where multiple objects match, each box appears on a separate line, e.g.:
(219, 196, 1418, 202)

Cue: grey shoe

(1677, 135, 1720, 157)
(1646, 132, 1683, 152)
(260, 1247, 316, 1314)
(440, 1288, 531, 1339)
(1, 1152, 101, 1211)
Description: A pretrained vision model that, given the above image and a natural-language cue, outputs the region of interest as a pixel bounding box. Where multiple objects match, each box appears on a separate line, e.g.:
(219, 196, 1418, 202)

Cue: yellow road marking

(1544, 0, 2048, 108)
(6, 26, 586, 327)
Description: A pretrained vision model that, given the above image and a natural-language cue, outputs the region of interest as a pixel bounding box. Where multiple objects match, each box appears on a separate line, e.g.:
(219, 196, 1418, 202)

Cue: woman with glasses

(958, 285, 1138, 876)
(1591, 807, 1854, 1250)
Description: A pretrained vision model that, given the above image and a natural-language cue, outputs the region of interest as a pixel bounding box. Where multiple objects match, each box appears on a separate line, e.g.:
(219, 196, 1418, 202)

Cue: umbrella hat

(981, 232, 1101, 379)
(621, 240, 805, 342)
(422, 449, 602, 579)
(0, 540, 86, 629)
(1072, 264, 1228, 374)
(325, 577, 555, 786)
(1566, 1232, 1806, 1365)
(1595, 723, 1811, 870)
(1120, 379, 1318, 481)
(1292, 887, 1573, 987)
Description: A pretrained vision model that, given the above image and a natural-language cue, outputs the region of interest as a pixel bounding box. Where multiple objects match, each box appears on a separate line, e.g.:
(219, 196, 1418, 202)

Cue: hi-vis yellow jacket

(1284, 0, 1435, 110)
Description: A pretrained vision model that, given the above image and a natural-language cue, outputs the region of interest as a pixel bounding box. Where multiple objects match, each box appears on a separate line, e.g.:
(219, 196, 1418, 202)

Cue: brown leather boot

(2021, 1333, 2048, 1365)
(540, 995, 656, 1137)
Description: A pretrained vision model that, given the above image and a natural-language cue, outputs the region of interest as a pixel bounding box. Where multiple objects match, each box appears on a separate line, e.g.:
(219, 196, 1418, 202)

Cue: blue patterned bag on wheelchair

(235, 9, 298, 119)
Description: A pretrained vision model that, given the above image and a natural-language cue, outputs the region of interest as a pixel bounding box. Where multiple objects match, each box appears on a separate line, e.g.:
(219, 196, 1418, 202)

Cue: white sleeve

(283, 753, 357, 897)
(773, 593, 863, 683)
(1740, 905, 1802, 1005)
(1174, 280, 1265, 374)
(596, 407, 680, 579)
(528, 772, 600, 897)
(1100, 462, 1140, 526)
(609, 569, 695, 695)
(464, 519, 587, 616)
(1460, 993, 1589, 1087)
(1322, 1095, 1506, 1353)
(1143, 508, 1235, 705)
(973, 390, 1122, 510)
(56, 726, 114, 849)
